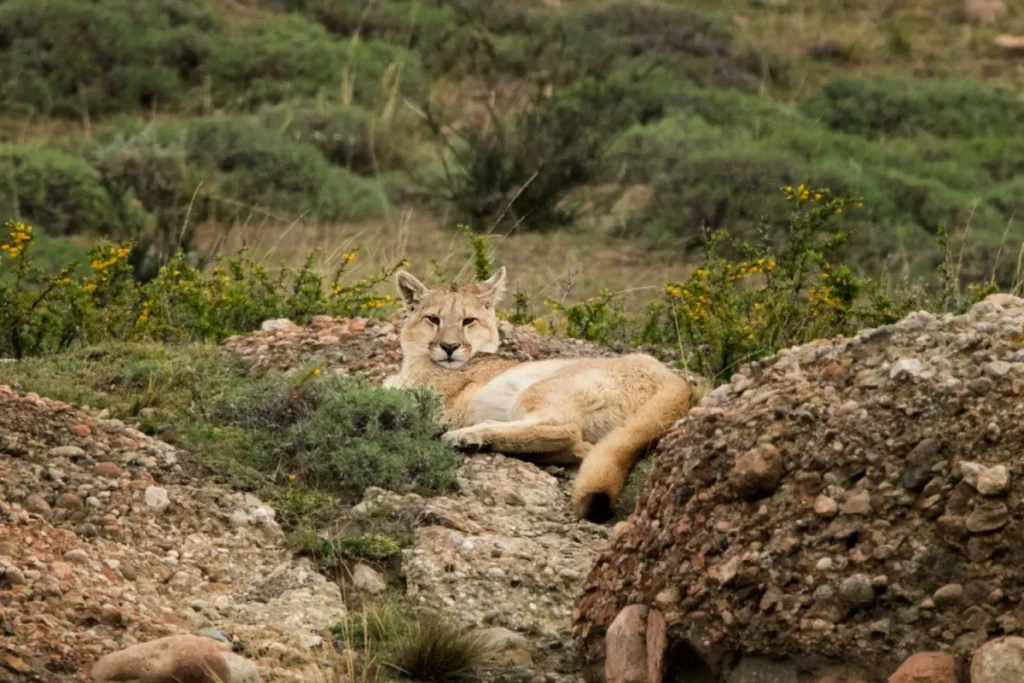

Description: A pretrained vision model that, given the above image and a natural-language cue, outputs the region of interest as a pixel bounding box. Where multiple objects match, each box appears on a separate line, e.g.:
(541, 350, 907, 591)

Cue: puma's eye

(425, 315, 440, 325)
(462, 318, 476, 327)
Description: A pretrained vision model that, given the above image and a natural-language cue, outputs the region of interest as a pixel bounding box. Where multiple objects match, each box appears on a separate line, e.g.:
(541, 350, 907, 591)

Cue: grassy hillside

(1, 0, 1023, 296)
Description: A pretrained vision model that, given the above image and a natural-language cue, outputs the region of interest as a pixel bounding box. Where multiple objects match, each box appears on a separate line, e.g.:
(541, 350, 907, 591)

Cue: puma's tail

(571, 376, 691, 523)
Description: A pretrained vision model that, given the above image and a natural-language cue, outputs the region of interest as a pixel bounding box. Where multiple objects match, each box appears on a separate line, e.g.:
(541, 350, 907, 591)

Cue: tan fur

(386, 267, 692, 522)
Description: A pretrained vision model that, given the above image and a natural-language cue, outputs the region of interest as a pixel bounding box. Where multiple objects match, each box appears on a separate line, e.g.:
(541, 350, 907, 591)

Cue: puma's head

(394, 267, 507, 369)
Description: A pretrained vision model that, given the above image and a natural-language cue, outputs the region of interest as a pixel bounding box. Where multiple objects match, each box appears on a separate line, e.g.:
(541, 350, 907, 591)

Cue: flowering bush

(638, 187, 917, 380)
(0, 219, 404, 358)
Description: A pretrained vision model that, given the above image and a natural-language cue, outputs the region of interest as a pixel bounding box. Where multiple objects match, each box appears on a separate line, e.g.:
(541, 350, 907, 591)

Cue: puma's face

(394, 267, 506, 369)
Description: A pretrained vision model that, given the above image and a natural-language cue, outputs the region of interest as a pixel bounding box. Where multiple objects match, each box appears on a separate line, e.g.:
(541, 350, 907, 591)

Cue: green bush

(0, 0, 215, 117)
(259, 102, 410, 174)
(215, 374, 459, 502)
(184, 117, 388, 222)
(423, 75, 638, 230)
(800, 77, 1024, 139)
(0, 144, 145, 237)
(208, 14, 425, 110)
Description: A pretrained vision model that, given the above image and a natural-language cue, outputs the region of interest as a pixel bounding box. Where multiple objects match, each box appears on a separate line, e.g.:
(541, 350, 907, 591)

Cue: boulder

(574, 297, 1024, 679)
(91, 635, 232, 683)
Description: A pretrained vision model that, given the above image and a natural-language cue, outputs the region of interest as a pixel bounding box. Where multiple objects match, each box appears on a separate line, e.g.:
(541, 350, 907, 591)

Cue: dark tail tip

(578, 492, 615, 524)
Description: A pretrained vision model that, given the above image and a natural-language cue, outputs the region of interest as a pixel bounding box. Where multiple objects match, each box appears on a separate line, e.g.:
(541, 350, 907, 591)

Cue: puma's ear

(396, 270, 428, 308)
(478, 266, 507, 309)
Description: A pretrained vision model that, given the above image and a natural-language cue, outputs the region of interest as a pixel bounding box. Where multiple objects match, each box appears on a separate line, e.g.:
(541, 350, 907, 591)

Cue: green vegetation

(0, 341, 458, 514)
(322, 603, 495, 682)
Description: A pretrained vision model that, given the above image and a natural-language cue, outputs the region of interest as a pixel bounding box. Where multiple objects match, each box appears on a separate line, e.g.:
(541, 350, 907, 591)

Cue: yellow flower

(665, 284, 683, 298)
(343, 251, 357, 265)
(288, 474, 297, 483)
(313, 368, 322, 376)
(84, 282, 97, 293)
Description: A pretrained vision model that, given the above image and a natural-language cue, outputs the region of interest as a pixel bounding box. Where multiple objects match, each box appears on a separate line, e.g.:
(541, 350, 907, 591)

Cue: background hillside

(2, 0, 1023, 304)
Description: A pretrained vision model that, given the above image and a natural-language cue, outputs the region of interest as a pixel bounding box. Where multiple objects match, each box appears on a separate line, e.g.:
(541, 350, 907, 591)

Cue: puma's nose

(439, 342, 461, 357)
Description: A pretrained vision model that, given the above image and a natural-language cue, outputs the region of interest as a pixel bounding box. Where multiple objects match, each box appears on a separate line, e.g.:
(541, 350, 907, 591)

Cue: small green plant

(541, 289, 627, 343)
(391, 612, 495, 681)
(340, 533, 402, 561)
(461, 224, 493, 281)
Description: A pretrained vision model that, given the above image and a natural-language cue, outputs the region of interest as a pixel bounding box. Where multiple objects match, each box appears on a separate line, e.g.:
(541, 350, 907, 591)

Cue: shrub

(0, 144, 143, 237)
(800, 77, 1024, 139)
(184, 117, 389, 222)
(422, 75, 638, 230)
(0, 219, 406, 357)
(637, 187, 936, 380)
(208, 14, 425, 110)
(259, 102, 410, 174)
(0, 0, 215, 117)
(392, 612, 495, 681)
(339, 533, 402, 561)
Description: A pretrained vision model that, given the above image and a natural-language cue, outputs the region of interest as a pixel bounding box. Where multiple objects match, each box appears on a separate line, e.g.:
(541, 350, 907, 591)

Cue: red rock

(94, 462, 123, 478)
(646, 608, 667, 683)
(606, 605, 648, 683)
(728, 445, 783, 499)
(889, 651, 957, 683)
(91, 634, 232, 683)
(71, 423, 92, 438)
(55, 493, 83, 510)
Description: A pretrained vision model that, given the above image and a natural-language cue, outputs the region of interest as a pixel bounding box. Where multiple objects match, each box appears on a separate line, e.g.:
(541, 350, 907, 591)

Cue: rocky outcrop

(574, 295, 1024, 681)
(0, 386, 344, 681)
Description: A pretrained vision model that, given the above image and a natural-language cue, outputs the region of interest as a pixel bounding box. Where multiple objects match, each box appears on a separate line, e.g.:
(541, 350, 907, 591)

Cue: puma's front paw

(441, 428, 489, 452)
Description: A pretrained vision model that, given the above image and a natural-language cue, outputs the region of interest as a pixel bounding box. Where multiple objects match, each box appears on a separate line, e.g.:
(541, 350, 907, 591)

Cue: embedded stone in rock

(728, 445, 783, 500)
(24, 494, 52, 516)
(814, 495, 839, 519)
(144, 486, 171, 512)
(91, 634, 232, 683)
(839, 574, 875, 608)
(606, 605, 649, 683)
(965, 502, 1009, 533)
(932, 585, 964, 608)
(977, 466, 1010, 497)
(901, 438, 942, 491)
(224, 653, 260, 683)
(260, 319, 297, 332)
(94, 462, 123, 478)
(49, 445, 86, 458)
(971, 636, 1024, 683)
(888, 651, 957, 683)
(351, 563, 387, 594)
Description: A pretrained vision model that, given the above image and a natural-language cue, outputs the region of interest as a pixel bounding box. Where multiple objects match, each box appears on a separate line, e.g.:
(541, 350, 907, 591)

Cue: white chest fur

(464, 359, 574, 424)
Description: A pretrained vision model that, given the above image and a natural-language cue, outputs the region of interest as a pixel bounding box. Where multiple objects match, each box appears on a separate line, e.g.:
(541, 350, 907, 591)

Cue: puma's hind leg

(441, 417, 589, 465)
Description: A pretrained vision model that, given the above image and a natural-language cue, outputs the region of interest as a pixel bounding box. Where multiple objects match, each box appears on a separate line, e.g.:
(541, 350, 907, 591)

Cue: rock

(260, 319, 297, 332)
(977, 466, 1009, 496)
(839, 574, 875, 608)
(64, 549, 90, 564)
(654, 587, 680, 608)
(606, 605, 649, 683)
(91, 635, 231, 683)
(223, 653, 260, 683)
(144, 486, 171, 512)
(842, 490, 871, 515)
(646, 609, 667, 683)
(49, 445, 86, 458)
(478, 627, 532, 652)
(814, 495, 839, 519)
(24, 494, 51, 516)
(888, 651, 957, 683)
(966, 502, 1009, 533)
(5, 567, 26, 585)
(55, 492, 83, 509)
(890, 358, 922, 380)
(726, 656, 798, 683)
(971, 636, 1024, 683)
(728, 445, 783, 499)
(932, 585, 964, 608)
(351, 563, 387, 594)
(964, 0, 1006, 24)
(573, 305, 1024, 675)
(94, 462, 123, 478)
